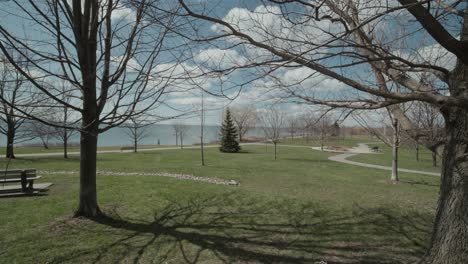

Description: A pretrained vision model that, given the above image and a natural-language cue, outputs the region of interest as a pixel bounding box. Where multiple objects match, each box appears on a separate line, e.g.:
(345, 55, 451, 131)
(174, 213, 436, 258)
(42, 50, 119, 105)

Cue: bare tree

(29, 120, 57, 149)
(286, 115, 299, 141)
(231, 105, 257, 142)
(172, 122, 188, 149)
(260, 106, 285, 160)
(410, 101, 444, 167)
(317, 114, 333, 152)
(0, 53, 35, 158)
(50, 83, 78, 159)
(172, 123, 181, 146)
(178, 1, 468, 260)
(0, 0, 175, 217)
(123, 116, 152, 153)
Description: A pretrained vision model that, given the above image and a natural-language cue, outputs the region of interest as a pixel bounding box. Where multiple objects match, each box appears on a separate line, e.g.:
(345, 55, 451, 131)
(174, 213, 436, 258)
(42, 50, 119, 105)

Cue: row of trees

(0, 55, 75, 158)
(1, 0, 467, 261)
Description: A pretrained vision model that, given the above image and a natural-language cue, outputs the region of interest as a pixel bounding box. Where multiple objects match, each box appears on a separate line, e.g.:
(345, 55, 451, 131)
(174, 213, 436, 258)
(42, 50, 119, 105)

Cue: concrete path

(5, 145, 222, 158)
(311, 143, 440, 177)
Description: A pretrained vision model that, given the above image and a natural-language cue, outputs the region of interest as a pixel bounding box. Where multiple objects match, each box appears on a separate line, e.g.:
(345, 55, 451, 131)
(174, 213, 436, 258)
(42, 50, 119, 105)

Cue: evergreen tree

(219, 109, 241, 153)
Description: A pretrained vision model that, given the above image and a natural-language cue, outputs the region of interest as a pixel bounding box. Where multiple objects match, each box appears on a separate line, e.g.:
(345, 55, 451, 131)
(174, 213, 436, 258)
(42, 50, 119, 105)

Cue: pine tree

(219, 109, 241, 153)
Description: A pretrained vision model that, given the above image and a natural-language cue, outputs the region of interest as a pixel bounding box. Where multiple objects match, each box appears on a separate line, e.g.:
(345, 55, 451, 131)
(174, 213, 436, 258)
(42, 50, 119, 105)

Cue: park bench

(371, 146, 381, 153)
(0, 169, 41, 193)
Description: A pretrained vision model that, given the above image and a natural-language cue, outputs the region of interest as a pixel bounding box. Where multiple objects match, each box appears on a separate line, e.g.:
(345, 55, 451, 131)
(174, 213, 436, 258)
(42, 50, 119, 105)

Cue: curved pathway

(314, 143, 440, 177)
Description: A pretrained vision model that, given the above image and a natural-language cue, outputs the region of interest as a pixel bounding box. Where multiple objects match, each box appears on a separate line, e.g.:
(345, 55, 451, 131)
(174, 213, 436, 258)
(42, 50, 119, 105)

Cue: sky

(0, 0, 461, 127)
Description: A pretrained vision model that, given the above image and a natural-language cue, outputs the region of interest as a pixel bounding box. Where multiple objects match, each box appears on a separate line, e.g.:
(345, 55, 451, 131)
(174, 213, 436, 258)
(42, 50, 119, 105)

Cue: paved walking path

(319, 143, 440, 176)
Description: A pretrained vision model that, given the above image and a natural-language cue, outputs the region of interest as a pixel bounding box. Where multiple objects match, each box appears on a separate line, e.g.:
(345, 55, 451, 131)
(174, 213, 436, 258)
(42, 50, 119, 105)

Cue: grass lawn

(349, 143, 441, 173)
(0, 145, 439, 263)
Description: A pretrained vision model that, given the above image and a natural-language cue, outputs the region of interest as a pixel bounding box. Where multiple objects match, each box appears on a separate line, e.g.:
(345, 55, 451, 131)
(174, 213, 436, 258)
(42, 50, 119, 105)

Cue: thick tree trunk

(423, 106, 468, 263)
(75, 93, 100, 217)
(391, 119, 399, 182)
(6, 125, 15, 159)
(75, 125, 100, 217)
(432, 152, 437, 167)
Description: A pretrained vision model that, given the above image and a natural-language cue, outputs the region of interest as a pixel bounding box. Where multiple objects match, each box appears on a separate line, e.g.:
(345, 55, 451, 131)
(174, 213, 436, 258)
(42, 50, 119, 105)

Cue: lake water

(2, 124, 266, 147)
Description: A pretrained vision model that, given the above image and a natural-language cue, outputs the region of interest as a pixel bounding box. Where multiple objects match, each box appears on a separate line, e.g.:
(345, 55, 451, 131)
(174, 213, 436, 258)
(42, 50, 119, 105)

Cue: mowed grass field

(0, 144, 439, 263)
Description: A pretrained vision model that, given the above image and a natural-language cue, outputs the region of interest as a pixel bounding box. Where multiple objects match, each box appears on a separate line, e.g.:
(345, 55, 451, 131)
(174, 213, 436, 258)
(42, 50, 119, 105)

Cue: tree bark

(423, 106, 468, 263)
(391, 119, 399, 182)
(6, 125, 15, 159)
(432, 151, 437, 167)
(75, 123, 100, 217)
(75, 76, 100, 217)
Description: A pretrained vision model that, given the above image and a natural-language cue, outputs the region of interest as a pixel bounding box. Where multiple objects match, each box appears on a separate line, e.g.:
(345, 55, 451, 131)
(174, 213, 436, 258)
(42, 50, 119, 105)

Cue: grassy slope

(0, 145, 438, 263)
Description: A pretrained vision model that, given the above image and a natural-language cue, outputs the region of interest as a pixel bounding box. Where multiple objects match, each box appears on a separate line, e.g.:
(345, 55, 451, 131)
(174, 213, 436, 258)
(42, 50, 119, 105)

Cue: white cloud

(195, 48, 247, 69)
(210, 5, 341, 56)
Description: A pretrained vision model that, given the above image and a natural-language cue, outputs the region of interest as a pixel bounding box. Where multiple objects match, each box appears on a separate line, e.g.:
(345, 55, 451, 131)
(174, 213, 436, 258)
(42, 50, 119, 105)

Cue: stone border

(38, 170, 240, 186)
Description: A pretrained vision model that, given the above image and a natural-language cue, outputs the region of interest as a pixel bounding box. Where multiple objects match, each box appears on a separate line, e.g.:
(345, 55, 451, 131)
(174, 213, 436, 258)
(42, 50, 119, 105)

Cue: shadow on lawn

(49, 193, 432, 264)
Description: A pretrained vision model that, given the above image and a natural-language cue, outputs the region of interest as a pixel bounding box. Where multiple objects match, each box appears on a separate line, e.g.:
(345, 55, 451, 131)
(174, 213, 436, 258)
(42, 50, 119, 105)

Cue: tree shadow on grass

(400, 180, 439, 187)
(48, 193, 432, 264)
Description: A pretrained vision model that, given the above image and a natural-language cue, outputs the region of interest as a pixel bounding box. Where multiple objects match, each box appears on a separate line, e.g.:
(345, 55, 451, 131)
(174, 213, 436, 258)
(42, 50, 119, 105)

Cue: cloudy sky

(0, 0, 458, 127)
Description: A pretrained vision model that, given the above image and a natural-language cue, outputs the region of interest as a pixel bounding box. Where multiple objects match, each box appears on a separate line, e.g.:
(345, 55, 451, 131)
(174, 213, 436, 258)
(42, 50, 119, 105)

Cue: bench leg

(26, 180, 34, 193)
(20, 174, 27, 192)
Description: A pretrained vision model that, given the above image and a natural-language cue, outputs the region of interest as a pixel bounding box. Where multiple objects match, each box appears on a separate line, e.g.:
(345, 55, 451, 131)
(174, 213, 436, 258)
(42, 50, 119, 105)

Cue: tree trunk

(41, 137, 49, 149)
(75, 93, 100, 217)
(180, 134, 183, 149)
(423, 106, 468, 263)
(133, 127, 137, 153)
(416, 140, 419, 162)
(320, 130, 324, 151)
(432, 151, 437, 167)
(75, 125, 100, 217)
(63, 106, 68, 159)
(274, 142, 277, 160)
(63, 129, 68, 159)
(391, 119, 399, 182)
(6, 124, 15, 159)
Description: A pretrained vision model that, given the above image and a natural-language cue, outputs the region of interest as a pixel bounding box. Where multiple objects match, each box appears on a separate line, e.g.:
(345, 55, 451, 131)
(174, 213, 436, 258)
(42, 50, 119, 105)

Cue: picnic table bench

(0, 169, 41, 193)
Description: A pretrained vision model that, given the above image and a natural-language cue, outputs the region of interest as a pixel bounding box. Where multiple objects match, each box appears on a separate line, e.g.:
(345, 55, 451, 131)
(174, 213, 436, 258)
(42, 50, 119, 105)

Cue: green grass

(349, 143, 441, 173)
(280, 135, 374, 147)
(0, 145, 439, 263)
